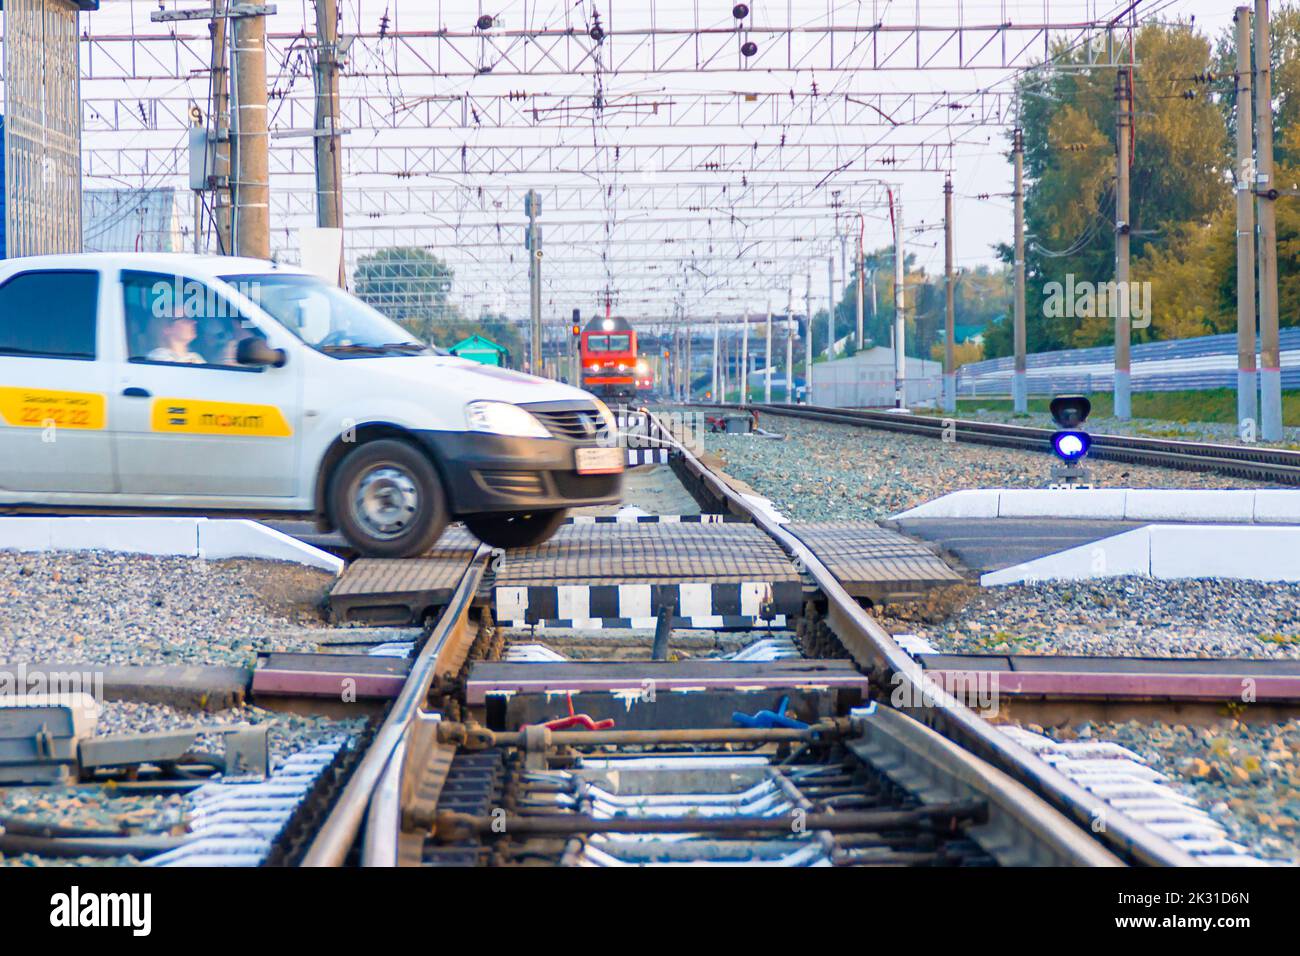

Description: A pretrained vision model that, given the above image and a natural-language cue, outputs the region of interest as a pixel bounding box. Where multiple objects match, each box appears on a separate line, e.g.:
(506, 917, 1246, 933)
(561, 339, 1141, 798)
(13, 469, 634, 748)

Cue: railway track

(744, 402, 1300, 486)
(297, 409, 1227, 868)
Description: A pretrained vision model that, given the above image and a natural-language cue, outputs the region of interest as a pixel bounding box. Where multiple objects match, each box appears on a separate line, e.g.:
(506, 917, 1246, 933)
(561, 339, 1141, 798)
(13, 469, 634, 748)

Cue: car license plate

(575, 446, 624, 474)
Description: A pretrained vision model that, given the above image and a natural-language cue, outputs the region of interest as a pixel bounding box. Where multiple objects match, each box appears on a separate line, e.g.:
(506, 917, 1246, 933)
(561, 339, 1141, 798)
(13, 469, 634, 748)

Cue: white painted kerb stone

(0, 517, 342, 574)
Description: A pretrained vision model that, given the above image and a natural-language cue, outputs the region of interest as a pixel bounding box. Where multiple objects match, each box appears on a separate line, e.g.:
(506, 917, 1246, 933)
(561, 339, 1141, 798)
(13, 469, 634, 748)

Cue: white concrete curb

(894, 488, 1300, 524)
(981, 524, 1300, 586)
(0, 517, 344, 574)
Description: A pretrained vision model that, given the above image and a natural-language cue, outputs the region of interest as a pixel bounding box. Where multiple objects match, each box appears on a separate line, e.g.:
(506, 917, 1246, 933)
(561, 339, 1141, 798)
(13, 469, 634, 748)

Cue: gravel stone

(0, 552, 335, 667)
(694, 414, 1280, 523)
(1079, 718, 1300, 862)
(0, 702, 366, 867)
(884, 577, 1300, 659)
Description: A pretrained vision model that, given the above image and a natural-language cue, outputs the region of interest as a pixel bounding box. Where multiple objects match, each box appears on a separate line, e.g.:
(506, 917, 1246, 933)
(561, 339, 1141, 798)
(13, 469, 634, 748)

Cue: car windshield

(221, 272, 431, 357)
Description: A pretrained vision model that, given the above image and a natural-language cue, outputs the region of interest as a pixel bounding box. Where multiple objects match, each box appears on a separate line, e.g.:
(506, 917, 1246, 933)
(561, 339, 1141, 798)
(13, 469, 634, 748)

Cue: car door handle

(122, 387, 151, 398)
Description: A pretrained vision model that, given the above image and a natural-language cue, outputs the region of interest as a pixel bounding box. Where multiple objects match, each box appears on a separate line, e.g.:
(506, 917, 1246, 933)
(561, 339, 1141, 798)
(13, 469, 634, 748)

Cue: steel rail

(748, 402, 1300, 485)
(648, 408, 1199, 866)
(300, 544, 491, 868)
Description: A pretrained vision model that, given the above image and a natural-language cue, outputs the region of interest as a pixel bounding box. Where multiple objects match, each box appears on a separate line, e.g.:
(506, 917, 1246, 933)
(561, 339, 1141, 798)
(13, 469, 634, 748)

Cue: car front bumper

(414, 430, 624, 517)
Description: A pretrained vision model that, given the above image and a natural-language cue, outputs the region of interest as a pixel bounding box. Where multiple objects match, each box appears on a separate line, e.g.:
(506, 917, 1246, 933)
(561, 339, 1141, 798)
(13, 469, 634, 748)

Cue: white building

(810, 346, 941, 408)
(83, 188, 185, 253)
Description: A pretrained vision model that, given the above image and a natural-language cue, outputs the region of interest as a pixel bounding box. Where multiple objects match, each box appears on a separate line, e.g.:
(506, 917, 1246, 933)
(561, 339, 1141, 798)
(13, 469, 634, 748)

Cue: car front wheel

(464, 509, 567, 549)
(329, 439, 448, 557)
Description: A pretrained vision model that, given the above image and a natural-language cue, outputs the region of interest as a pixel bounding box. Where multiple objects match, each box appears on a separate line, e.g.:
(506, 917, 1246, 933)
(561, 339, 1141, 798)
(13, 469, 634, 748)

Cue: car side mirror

(237, 337, 288, 368)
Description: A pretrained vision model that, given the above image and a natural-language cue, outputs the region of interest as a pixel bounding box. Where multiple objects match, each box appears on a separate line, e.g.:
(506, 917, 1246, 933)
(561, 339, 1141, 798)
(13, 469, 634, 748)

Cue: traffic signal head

(1049, 394, 1091, 429)
(1051, 430, 1092, 463)
(1049, 395, 1092, 464)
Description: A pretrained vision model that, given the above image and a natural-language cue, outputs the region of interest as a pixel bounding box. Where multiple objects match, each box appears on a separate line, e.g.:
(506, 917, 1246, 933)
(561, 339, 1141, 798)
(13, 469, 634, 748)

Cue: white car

(0, 253, 624, 556)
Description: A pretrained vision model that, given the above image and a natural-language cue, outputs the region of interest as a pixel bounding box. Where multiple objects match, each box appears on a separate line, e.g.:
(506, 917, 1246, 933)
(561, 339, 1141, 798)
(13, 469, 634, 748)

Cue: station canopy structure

(3, 0, 1160, 329)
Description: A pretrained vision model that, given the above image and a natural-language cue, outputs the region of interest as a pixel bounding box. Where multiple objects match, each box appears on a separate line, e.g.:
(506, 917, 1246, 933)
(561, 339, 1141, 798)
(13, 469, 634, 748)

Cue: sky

(5, 0, 1264, 319)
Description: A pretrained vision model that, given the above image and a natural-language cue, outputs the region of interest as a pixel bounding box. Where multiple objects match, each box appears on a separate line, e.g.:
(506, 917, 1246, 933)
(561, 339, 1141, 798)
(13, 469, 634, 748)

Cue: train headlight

(1051, 430, 1091, 462)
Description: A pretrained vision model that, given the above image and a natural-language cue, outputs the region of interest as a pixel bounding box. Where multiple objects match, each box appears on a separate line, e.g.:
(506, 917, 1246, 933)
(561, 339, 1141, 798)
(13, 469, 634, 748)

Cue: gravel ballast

(1052, 718, 1300, 862)
(0, 702, 365, 867)
(0, 552, 335, 667)
(694, 413, 1279, 523)
(883, 577, 1300, 659)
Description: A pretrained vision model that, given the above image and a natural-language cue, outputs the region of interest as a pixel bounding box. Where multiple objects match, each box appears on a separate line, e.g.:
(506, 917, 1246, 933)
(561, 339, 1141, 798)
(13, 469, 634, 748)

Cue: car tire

(329, 439, 448, 558)
(464, 509, 568, 549)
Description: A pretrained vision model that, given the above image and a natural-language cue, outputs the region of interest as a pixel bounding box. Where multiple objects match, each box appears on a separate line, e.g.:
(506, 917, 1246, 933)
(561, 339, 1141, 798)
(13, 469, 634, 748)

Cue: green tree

(988, 22, 1230, 356)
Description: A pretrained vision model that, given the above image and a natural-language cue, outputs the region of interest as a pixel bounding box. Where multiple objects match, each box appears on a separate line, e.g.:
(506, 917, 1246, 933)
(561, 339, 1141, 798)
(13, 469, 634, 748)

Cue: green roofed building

(449, 334, 510, 367)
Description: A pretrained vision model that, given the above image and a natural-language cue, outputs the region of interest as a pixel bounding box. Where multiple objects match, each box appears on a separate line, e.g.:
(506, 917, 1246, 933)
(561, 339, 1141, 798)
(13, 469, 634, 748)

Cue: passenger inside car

(146, 309, 205, 365)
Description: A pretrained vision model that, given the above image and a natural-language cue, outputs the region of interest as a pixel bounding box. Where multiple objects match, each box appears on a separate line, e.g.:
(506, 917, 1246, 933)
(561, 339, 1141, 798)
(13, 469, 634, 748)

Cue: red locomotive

(579, 315, 639, 401)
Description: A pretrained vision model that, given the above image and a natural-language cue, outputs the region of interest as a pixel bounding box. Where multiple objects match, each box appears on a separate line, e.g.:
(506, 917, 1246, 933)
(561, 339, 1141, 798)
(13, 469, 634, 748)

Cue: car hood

(343, 353, 597, 407)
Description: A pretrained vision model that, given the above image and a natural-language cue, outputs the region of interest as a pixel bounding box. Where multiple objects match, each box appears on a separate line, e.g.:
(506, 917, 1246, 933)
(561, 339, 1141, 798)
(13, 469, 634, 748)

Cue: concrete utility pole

(1012, 127, 1028, 413)
(855, 221, 866, 349)
(684, 321, 692, 399)
(526, 190, 542, 374)
(785, 281, 796, 403)
(313, 0, 345, 281)
(208, 14, 233, 253)
(232, 8, 271, 259)
(892, 193, 906, 408)
(741, 307, 750, 403)
(826, 254, 836, 360)
(944, 175, 957, 413)
(805, 270, 814, 405)
(1113, 68, 1133, 420)
(711, 315, 720, 402)
(764, 300, 773, 404)
(671, 325, 680, 399)
(1255, 0, 1282, 442)
(1235, 7, 1258, 434)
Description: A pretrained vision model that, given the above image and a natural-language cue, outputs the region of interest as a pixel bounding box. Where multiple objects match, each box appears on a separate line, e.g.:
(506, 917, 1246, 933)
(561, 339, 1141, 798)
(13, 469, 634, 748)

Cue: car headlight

(465, 401, 551, 438)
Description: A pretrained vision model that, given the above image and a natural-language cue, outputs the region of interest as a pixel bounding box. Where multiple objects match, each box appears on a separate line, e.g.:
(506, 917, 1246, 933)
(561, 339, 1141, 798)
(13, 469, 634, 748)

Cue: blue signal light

(1051, 430, 1091, 462)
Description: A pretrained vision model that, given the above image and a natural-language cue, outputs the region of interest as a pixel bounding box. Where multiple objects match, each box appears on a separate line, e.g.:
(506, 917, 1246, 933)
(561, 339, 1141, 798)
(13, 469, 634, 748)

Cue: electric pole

(1013, 127, 1028, 413)
(855, 222, 866, 349)
(526, 190, 542, 375)
(684, 320, 692, 400)
(741, 307, 750, 404)
(711, 314, 720, 403)
(1114, 67, 1133, 420)
(232, 7, 271, 259)
(1256, 0, 1282, 441)
(1235, 7, 1258, 435)
(785, 280, 795, 403)
(944, 175, 956, 413)
(805, 270, 814, 405)
(826, 254, 835, 361)
(764, 300, 773, 404)
(892, 193, 906, 408)
(313, 0, 344, 283)
(208, 13, 232, 254)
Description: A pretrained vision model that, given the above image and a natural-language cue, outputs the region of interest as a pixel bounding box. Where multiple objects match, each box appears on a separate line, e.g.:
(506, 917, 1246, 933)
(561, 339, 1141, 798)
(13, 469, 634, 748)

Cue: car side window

(122, 271, 268, 370)
(0, 270, 99, 360)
